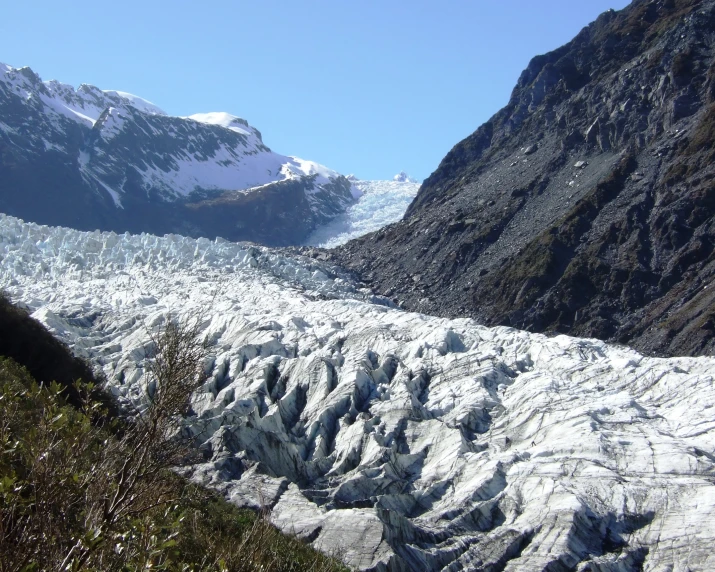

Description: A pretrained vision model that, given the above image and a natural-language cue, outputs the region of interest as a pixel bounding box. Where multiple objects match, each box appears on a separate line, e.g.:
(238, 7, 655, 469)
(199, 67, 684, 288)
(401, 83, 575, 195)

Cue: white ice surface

(393, 171, 418, 183)
(2, 214, 715, 570)
(306, 178, 420, 248)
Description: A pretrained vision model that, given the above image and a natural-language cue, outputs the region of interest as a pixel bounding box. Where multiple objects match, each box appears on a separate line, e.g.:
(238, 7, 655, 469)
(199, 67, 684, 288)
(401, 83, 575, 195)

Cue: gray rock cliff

(332, 0, 715, 357)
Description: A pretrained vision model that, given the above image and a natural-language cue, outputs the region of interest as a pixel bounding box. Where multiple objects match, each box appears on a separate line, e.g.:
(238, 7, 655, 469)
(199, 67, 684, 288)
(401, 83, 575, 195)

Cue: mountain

(393, 171, 418, 183)
(332, 0, 715, 358)
(305, 174, 421, 247)
(2, 213, 715, 570)
(0, 63, 356, 246)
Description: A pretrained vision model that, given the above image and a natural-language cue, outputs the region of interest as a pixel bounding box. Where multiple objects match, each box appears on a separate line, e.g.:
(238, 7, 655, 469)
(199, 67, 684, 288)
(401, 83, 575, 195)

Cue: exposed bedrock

(330, 0, 715, 358)
(0, 63, 355, 246)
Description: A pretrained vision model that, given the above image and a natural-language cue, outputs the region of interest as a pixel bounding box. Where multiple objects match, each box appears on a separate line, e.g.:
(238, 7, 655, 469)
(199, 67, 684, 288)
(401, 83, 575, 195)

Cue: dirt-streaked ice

(1, 213, 714, 571)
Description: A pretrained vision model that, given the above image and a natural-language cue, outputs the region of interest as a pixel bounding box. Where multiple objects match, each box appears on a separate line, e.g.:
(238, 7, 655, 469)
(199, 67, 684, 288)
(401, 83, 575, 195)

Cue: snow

(102, 90, 166, 115)
(187, 112, 254, 136)
(2, 213, 715, 570)
(81, 169, 124, 208)
(0, 64, 165, 126)
(38, 91, 97, 127)
(284, 156, 338, 181)
(136, 146, 345, 199)
(279, 157, 349, 195)
(96, 107, 128, 140)
(0, 62, 354, 215)
(305, 178, 420, 247)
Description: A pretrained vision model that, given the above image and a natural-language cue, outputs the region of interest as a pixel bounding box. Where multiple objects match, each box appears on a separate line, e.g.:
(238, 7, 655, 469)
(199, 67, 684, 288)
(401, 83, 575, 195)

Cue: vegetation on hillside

(0, 292, 115, 415)
(0, 295, 347, 571)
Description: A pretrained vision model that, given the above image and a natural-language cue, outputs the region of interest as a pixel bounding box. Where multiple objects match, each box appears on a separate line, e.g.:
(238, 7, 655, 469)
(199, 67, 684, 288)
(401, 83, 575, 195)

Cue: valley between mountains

(1, 0, 715, 570)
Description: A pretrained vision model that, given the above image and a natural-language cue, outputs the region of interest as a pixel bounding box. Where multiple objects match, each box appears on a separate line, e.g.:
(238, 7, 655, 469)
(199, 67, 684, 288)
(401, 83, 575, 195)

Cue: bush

(0, 316, 347, 571)
(0, 291, 116, 417)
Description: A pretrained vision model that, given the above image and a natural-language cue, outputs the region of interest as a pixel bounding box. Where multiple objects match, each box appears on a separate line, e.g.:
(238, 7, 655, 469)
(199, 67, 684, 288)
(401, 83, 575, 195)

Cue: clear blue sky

(1, 1, 630, 181)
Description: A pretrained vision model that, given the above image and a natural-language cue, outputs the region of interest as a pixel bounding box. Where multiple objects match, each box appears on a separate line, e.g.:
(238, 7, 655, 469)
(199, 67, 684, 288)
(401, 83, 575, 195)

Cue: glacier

(306, 176, 420, 248)
(1, 213, 715, 571)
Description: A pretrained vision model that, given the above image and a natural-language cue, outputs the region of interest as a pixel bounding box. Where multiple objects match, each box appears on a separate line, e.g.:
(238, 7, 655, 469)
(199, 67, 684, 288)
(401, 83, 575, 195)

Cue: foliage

(0, 291, 116, 417)
(0, 316, 348, 571)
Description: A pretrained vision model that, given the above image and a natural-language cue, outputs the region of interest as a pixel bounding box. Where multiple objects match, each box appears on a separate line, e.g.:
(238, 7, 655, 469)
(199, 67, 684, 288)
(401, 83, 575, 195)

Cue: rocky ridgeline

(2, 214, 715, 570)
(0, 64, 355, 246)
(332, 0, 715, 358)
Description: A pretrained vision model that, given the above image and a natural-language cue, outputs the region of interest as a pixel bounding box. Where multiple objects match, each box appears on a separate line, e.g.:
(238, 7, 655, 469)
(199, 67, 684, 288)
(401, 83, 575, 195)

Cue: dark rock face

(332, 0, 715, 357)
(0, 65, 354, 247)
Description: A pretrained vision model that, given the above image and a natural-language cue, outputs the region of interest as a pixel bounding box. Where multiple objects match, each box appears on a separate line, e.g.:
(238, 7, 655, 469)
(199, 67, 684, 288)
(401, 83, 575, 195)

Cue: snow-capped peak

(0, 62, 357, 219)
(187, 112, 257, 138)
(393, 171, 417, 183)
(101, 90, 166, 116)
(0, 62, 166, 126)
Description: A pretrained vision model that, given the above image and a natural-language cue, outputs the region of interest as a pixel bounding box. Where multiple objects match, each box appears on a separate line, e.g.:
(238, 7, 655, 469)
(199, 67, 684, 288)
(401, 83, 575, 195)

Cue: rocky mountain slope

(332, 0, 715, 358)
(0, 63, 355, 246)
(2, 213, 715, 571)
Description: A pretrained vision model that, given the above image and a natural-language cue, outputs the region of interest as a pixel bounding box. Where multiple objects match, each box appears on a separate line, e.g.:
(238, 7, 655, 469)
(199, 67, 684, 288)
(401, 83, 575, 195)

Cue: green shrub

(0, 316, 348, 572)
(0, 291, 116, 417)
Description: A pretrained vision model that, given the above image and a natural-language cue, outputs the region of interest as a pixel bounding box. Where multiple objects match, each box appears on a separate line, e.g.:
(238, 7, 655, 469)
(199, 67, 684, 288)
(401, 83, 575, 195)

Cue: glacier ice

(306, 178, 420, 248)
(1, 213, 715, 571)
(393, 171, 417, 183)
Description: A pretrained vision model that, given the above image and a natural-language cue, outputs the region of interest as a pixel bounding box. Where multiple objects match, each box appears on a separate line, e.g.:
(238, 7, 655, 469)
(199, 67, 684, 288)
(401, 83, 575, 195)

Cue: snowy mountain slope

(306, 175, 420, 248)
(0, 63, 354, 245)
(2, 214, 715, 570)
